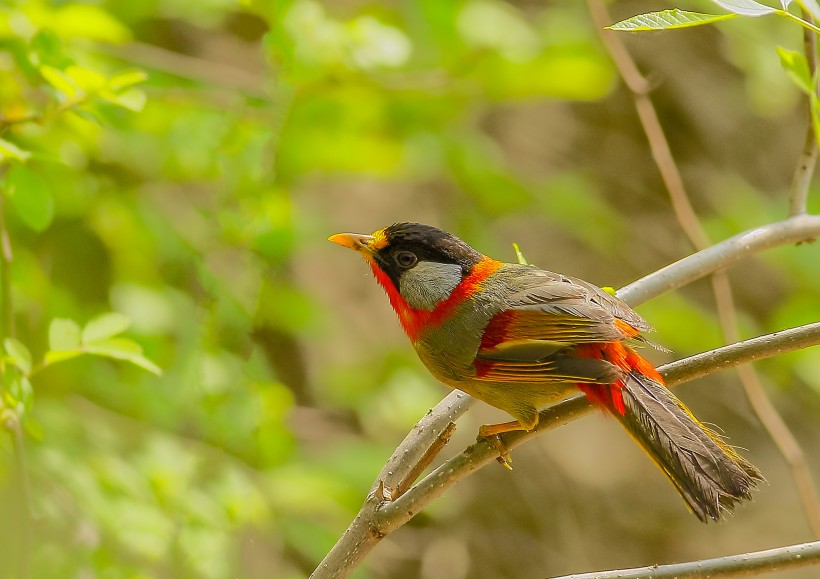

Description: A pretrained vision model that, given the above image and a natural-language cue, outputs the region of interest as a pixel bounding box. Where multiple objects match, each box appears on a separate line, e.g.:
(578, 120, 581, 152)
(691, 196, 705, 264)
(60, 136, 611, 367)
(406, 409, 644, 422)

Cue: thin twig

(93, 41, 267, 98)
(553, 540, 820, 579)
(790, 9, 819, 217)
(712, 274, 820, 537)
(390, 421, 456, 501)
(586, 0, 710, 251)
(588, 0, 820, 538)
(0, 96, 89, 131)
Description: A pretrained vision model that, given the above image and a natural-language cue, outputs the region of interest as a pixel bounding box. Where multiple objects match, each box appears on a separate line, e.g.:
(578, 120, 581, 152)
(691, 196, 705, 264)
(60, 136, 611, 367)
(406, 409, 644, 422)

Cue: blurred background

(1, 0, 820, 577)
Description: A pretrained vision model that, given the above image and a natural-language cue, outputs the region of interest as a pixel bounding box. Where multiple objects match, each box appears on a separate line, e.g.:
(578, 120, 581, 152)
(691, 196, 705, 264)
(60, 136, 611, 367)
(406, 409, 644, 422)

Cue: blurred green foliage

(0, 0, 819, 578)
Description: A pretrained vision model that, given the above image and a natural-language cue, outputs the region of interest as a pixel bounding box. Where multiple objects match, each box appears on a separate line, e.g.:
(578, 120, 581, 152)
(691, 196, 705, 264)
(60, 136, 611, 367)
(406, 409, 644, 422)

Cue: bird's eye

(394, 251, 418, 269)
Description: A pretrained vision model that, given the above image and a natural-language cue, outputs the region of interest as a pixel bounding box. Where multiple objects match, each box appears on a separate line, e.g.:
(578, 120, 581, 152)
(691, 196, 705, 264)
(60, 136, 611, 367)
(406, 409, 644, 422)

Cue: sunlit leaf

(82, 312, 132, 344)
(777, 46, 813, 94)
(39, 65, 80, 98)
(8, 375, 34, 413)
(29, 29, 71, 69)
(100, 88, 147, 112)
(4, 338, 32, 375)
(4, 164, 55, 232)
(43, 349, 83, 365)
(65, 65, 107, 93)
(607, 9, 736, 31)
(48, 318, 82, 351)
(0, 137, 32, 162)
(108, 70, 149, 91)
(33, 4, 132, 43)
(710, 0, 778, 16)
(84, 338, 162, 375)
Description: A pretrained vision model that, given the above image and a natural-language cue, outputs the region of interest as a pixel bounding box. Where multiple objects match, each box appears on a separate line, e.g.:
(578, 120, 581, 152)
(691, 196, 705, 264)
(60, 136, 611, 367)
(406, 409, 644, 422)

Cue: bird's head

(329, 223, 484, 313)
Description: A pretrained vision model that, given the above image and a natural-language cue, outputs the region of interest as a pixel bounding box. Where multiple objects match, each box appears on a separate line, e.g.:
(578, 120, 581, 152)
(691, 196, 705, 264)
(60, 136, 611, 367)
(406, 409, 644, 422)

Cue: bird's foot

(477, 427, 514, 471)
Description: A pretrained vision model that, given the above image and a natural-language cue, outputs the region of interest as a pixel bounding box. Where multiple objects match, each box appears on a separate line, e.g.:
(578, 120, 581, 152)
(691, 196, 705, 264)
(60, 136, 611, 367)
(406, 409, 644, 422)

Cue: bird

(329, 222, 763, 522)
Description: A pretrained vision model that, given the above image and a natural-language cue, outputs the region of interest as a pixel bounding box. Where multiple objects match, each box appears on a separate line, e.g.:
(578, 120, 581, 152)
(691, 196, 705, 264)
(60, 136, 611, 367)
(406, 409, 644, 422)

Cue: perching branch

(373, 322, 820, 534)
(553, 540, 820, 579)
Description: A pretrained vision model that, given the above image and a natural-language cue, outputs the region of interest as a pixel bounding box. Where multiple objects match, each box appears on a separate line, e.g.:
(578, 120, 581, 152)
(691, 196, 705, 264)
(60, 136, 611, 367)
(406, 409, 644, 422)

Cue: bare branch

(617, 214, 820, 305)
(660, 321, 820, 385)
(789, 8, 818, 217)
(94, 41, 267, 98)
(553, 540, 820, 579)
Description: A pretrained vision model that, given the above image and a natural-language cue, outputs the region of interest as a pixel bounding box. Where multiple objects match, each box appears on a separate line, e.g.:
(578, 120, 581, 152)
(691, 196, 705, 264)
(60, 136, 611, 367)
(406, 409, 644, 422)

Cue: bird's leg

(477, 420, 530, 471)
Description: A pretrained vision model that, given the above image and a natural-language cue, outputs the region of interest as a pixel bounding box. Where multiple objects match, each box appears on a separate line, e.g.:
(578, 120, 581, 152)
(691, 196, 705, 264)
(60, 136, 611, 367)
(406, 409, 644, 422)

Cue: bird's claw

(477, 432, 514, 471)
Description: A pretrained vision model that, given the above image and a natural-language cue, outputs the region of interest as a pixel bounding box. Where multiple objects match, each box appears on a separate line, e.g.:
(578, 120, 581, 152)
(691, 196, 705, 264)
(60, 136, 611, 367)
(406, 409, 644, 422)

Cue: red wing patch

(479, 309, 618, 351)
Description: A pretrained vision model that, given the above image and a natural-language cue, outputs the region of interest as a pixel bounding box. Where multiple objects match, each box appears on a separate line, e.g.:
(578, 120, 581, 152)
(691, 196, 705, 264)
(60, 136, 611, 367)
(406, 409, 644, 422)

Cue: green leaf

(30, 29, 71, 69)
(48, 318, 82, 351)
(46, 4, 132, 43)
(107, 70, 148, 91)
(512, 242, 529, 265)
(100, 88, 147, 112)
(85, 338, 162, 375)
(4, 164, 55, 232)
(4, 338, 32, 375)
(65, 65, 107, 93)
(607, 9, 736, 31)
(7, 376, 34, 414)
(39, 65, 79, 98)
(43, 350, 83, 366)
(82, 312, 132, 344)
(710, 0, 778, 16)
(0, 138, 32, 162)
(777, 46, 813, 94)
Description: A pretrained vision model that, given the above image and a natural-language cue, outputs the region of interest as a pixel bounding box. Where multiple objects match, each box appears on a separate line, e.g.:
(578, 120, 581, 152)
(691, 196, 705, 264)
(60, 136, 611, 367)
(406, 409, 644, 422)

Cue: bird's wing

(473, 268, 649, 384)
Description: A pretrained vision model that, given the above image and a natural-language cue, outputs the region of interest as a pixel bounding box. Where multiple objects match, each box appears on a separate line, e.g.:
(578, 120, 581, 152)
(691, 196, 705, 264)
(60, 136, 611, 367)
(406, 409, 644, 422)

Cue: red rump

(370, 257, 503, 343)
(575, 342, 663, 416)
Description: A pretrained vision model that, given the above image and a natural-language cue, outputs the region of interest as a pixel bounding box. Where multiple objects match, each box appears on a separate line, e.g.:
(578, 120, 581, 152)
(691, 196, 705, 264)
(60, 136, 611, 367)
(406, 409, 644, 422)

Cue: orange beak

(328, 232, 377, 256)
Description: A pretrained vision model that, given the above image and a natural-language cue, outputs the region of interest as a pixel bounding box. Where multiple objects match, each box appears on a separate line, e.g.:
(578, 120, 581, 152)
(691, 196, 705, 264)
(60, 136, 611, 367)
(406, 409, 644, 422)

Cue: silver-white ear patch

(399, 261, 463, 311)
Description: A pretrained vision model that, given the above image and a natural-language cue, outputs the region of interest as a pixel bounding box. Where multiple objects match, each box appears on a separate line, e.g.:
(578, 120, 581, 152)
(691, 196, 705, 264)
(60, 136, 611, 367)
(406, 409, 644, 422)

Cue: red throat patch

(369, 257, 503, 343)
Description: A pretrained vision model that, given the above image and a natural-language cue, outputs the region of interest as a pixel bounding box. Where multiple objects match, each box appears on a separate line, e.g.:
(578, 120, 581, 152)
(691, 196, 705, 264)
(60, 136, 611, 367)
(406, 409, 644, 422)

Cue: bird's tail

(578, 345, 764, 522)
